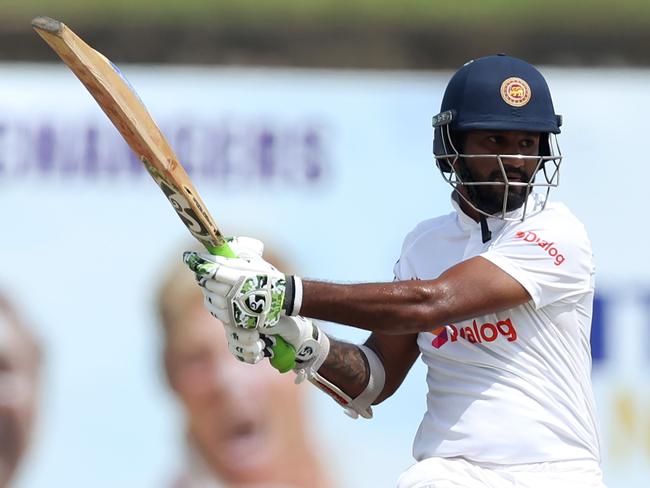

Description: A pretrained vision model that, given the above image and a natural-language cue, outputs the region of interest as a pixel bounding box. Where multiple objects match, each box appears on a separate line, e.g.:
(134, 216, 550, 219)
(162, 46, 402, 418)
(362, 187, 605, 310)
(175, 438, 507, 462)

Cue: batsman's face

(0, 318, 39, 486)
(460, 130, 541, 215)
(166, 300, 306, 484)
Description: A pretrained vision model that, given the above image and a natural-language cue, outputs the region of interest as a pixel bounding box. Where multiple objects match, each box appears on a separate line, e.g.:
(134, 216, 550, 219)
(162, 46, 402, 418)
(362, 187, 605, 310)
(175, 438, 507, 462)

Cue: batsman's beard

(462, 163, 533, 216)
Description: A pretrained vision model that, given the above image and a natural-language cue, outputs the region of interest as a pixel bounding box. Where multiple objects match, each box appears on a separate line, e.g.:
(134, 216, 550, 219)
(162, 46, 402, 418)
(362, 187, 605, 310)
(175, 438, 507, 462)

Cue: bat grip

(269, 340, 296, 373)
(207, 242, 237, 258)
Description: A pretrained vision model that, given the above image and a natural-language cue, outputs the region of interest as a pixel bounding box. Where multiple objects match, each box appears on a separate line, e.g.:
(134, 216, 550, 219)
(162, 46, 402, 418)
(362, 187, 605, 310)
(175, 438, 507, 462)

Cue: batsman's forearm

(317, 337, 370, 398)
(300, 280, 449, 334)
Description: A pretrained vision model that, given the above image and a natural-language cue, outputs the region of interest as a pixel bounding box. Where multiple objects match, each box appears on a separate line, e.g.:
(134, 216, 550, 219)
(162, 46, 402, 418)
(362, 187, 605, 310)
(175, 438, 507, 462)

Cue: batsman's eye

(486, 135, 504, 145)
(520, 139, 534, 148)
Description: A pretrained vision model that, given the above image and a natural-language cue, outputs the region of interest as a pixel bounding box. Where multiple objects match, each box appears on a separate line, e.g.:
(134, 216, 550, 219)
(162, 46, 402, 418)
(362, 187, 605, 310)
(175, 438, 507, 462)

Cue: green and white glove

(184, 240, 301, 331)
(267, 315, 330, 381)
(184, 236, 302, 372)
(184, 253, 285, 331)
(222, 315, 329, 377)
(222, 323, 268, 364)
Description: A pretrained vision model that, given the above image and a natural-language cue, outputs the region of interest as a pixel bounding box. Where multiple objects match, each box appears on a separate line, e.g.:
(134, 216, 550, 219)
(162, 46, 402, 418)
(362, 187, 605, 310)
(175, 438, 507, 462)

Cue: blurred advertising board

(0, 64, 648, 487)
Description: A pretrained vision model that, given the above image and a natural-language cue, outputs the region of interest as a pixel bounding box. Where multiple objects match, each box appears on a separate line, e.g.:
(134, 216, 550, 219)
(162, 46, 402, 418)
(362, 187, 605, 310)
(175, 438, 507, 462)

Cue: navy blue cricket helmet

(432, 54, 563, 222)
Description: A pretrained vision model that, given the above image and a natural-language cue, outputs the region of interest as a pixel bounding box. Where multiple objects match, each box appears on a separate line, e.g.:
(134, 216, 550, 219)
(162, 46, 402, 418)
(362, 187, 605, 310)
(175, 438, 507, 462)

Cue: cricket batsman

(183, 55, 606, 487)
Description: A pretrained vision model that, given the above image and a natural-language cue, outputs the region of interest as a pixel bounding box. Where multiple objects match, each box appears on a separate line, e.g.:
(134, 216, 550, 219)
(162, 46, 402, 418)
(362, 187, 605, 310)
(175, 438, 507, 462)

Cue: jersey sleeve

(393, 259, 403, 281)
(480, 211, 594, 309)
(393, 238, 413, 281)
(393, 222, 424, 281)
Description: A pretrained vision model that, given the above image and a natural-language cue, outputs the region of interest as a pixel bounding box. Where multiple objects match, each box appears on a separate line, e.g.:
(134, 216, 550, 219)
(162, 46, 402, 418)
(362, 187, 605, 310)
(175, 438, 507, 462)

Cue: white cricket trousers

(396, 456, 606, 488)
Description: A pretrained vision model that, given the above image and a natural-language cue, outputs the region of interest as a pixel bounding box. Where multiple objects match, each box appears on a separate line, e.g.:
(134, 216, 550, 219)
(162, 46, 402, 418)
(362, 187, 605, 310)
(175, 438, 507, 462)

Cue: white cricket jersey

(394, 194, 601, 465)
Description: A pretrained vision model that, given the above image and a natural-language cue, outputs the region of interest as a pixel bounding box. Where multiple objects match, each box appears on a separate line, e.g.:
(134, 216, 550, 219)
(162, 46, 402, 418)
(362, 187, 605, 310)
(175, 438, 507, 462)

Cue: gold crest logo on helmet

(500, 77, 532, 107)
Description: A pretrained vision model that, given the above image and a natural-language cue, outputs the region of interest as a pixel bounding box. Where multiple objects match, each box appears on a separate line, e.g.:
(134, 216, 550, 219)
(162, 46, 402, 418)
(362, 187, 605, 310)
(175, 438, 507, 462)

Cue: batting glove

(223, 324, 269, 364)
(223, 315, 328, 377)
(185, 236, 305, 372)
(267, 315, 330, 381)
(184, 239, 296, 332)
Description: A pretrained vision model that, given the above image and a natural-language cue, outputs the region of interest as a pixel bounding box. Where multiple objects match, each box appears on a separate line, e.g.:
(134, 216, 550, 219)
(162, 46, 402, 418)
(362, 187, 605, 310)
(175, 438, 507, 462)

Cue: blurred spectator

(0, 294, 42, 487)
(157, 249, 332, 488)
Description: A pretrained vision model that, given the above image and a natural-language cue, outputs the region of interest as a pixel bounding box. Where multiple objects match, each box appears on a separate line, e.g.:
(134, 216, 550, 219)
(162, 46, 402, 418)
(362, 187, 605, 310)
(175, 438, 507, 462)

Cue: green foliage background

(2, 0, 649, 28)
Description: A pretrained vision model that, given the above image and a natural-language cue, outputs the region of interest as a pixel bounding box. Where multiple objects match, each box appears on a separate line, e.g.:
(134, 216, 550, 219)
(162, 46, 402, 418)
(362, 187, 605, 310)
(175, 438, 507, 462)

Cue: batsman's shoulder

(400, 211, 458, 256)
(394, 214, 456, 281)
(531, 201, 591, 241)
(497, 200, 593, 262)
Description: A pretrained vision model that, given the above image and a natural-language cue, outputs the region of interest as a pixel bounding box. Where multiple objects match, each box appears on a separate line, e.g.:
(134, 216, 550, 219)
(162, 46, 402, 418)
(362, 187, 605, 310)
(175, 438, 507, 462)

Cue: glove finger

(228, 340, 264, 357)
(268, 316, 298, 342)
(202, 292, 227, 314)
(213, 264, 250, 286)
(229, 236, 265, 259)
(202, 280, 231, 298)
(183, 251, 217, 277)
(188, 254, 255, 280)
(202, 289, 228, 309)
(210, 254, 275, 275)
(230, 350, 263, 364)
(223, 325, 260, 346)
(227, 340, 265, 364)
(203, 297, 230, 324)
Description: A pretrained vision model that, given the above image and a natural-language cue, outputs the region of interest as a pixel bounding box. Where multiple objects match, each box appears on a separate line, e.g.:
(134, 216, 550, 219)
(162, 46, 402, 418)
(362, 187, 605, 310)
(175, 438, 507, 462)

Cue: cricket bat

(31, 16, 295, 372)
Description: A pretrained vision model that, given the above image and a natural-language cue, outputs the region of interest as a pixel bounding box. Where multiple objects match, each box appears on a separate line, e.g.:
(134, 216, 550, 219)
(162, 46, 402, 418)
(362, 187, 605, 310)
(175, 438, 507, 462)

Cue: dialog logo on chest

(430, 318, 518, 349)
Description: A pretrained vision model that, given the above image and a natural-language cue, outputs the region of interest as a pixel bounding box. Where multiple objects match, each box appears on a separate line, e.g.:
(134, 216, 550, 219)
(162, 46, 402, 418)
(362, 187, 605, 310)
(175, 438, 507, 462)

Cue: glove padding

(265, 315, 329, 379)
(184, 240, 287, 331)
(222, 315, 329, 380)
(223, 324, 270, 364)
(185, 236, 298, 372)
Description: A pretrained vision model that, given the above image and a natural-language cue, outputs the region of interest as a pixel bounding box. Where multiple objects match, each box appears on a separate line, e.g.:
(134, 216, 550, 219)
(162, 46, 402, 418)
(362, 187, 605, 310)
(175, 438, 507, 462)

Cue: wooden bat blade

(31, 16, 296, 372)
(31, 16, 233, 257)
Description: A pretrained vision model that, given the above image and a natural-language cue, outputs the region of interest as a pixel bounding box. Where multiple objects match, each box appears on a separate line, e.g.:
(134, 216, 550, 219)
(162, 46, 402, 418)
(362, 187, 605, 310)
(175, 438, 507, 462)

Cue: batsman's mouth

(487, 167, 531, 184)
(488, 174, 529, 184)
(505, 173, 527, 183)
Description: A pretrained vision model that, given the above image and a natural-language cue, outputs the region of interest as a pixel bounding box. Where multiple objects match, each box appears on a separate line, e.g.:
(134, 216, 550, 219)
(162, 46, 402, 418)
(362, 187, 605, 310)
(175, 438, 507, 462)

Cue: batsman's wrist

(283, 275, 303, 316)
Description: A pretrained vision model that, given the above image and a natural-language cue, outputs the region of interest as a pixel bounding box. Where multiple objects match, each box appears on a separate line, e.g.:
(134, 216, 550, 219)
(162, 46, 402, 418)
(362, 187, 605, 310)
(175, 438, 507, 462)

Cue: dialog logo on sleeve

(430, 319, 518, 349)
(515, 230, 565, 266)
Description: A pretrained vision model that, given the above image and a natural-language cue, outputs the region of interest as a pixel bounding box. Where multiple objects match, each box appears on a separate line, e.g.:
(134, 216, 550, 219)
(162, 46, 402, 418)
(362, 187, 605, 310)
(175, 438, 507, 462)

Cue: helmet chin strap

(479, 215, 492, 243)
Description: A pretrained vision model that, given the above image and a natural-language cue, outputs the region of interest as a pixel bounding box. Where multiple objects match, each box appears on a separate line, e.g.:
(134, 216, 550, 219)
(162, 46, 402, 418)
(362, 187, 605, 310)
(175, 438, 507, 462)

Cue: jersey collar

(451, 192, 540, 234)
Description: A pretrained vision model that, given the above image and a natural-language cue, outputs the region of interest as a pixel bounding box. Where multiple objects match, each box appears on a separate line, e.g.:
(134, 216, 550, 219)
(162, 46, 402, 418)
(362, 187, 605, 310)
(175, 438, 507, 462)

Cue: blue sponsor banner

(0, 118, 329, 185)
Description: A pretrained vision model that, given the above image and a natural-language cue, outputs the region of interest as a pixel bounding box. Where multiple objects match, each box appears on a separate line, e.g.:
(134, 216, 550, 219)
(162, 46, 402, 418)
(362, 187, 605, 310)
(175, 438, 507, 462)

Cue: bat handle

(269, 340, 296, 373)
(207, 242, 237, 258)
(207, 242, 297, 373)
